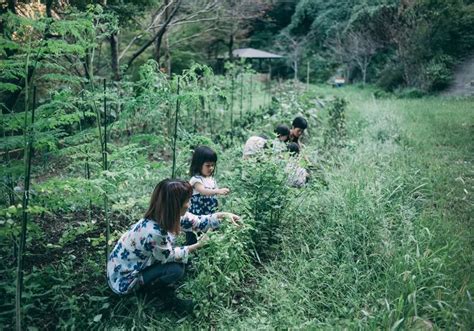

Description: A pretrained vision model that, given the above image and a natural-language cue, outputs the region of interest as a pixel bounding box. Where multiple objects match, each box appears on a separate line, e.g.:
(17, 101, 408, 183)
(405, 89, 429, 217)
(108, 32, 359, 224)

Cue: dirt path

(442, 55, 474, 97)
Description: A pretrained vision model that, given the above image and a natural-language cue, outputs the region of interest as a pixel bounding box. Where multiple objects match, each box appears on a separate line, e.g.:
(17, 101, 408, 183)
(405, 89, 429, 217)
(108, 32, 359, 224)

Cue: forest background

(3, 0, 474, 102)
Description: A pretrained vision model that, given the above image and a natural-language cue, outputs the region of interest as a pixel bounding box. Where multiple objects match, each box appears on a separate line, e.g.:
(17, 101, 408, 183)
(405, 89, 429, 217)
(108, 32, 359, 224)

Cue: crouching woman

(107, 179, 240, 314)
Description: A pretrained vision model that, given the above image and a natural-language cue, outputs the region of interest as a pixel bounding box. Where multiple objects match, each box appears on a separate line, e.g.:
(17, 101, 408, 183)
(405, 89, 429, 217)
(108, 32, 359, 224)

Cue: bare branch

(170, 0, 218, 25)
(118, 1, 172, 61)
(125, 0, 183, 71)
(166, 16, 219, 27)
(169, 26, 218, 47)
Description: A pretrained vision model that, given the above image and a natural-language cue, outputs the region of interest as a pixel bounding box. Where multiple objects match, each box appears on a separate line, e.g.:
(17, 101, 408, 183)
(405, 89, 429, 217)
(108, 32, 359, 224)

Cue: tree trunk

(7, 0, 17, 14)
(294, 60, 298, 81)
(46, 0, 54, 18)
(109, 32, 120, 81)
(1, 0, 16, 33)
(228, 33, 234, 60)
(154, 0, 169, 64)
(306, 61, 309, 86)
(165, 34, 171, 76)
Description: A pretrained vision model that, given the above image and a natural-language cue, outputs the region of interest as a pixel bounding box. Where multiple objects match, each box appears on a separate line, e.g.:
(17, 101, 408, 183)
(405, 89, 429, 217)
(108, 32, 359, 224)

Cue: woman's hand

(215, 212, 241, 226)
(188, 233, 210, 252)
(197, 233, 210, 248)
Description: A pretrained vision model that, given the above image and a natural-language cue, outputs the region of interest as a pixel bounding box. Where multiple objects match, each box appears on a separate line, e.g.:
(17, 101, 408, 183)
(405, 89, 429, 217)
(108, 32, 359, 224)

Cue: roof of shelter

(219, 48, 283, 59)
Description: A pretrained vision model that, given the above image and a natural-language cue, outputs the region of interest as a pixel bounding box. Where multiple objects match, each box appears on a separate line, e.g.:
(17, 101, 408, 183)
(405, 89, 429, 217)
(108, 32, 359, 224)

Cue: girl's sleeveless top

(189, 175, 218, 215)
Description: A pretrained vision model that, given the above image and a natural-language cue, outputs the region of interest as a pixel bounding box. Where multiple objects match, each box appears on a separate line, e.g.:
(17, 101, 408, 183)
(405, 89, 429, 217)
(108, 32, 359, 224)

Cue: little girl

(107, 179, 240, 314)
(187, 146, 229, 244)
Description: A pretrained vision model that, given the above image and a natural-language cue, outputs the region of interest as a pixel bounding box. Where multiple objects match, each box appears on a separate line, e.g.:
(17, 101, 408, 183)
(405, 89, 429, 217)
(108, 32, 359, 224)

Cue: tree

(202, 0, 269, 59)
(327, 29, 380, 85)
(157, 0, 220, 74)
(278, 30, 308, 81)
(118, 0, 221, 76)
(123, 0, 182, 72)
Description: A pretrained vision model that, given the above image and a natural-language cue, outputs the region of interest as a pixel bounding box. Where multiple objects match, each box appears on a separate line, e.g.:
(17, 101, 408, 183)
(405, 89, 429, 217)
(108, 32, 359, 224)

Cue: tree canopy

(1, 0, 474, 95)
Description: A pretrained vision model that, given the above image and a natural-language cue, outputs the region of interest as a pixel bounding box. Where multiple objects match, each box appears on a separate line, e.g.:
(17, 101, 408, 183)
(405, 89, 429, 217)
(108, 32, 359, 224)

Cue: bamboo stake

(103, 79, 108, 169)
(193, 105, 197, 134)
(240, 72, 243, 121)
(306, 61, 310, 88)
(230, 72, 234, 144)
(16, 86, 36, 331)
(80, 91, 92, 222)
(103, 79, 110, 262)
(198, 94, 205, 134)
(172, 77, 180, 178)
(210, 90, 214, 139)
(248, 75, 253, 113)
(268, 63, 272, 107)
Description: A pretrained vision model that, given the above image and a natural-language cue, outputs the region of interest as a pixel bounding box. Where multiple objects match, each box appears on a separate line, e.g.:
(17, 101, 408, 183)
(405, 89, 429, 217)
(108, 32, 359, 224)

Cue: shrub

(377, 65, 405, 92)
(394, 88, 427, 99)
(324, 97, 348, 148)
(422, 55, 455, 91)
(373, 89, 392, 99)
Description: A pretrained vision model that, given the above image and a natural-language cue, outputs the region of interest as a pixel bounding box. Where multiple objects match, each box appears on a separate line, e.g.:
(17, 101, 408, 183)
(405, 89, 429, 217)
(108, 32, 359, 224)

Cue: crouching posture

(107, 179, 240, 314)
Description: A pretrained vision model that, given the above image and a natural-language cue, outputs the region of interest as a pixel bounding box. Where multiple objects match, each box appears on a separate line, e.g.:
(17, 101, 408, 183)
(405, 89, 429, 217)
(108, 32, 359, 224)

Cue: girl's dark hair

(189, 146, 218, 176)
(274, 124, 290, 138)
(287, 142, 300, 155)
(144, 179, 192, 234)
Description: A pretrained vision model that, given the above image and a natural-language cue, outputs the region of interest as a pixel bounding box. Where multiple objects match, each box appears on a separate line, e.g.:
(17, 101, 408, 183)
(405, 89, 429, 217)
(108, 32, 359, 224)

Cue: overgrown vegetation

(0, 2, 472, 330)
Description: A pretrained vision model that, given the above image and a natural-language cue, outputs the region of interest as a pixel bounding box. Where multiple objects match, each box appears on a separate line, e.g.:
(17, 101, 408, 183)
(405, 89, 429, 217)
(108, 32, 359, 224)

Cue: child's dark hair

(274, 124, 290, 138)
(144, 179, 192, 234)
(189, 146, 218, 176)
(287, 142, 300, 155)
(292, 116, 308, 130)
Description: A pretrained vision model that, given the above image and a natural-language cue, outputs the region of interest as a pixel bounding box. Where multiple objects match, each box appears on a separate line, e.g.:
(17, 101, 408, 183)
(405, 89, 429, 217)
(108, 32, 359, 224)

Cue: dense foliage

(256, 0, 474, 91)
(3, 0, 473, 95)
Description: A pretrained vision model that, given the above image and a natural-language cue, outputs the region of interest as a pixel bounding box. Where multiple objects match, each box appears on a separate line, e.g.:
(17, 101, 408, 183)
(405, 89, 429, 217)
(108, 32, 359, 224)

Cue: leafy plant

(324, 97, 347, 148)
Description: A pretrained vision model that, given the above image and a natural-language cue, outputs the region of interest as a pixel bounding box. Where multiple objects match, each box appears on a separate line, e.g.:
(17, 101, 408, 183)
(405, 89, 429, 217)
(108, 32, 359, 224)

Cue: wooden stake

(172, 77, 180, 178)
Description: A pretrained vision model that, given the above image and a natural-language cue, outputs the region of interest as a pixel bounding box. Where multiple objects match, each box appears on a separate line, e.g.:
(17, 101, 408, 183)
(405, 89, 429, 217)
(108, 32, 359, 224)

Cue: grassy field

(209, 89, 474, 329)
(1, 85, 472, 329)
(109, 87, 473, 329)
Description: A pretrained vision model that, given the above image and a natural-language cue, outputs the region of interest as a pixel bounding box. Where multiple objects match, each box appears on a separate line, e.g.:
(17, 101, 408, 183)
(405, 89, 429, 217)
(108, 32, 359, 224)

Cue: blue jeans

(141, 262, 185, 286)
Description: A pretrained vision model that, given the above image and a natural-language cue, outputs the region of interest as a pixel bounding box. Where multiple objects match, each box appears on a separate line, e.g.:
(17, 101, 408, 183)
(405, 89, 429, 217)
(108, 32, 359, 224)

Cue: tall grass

(2, 83, 472, 329)
(204, 93, 473, 329)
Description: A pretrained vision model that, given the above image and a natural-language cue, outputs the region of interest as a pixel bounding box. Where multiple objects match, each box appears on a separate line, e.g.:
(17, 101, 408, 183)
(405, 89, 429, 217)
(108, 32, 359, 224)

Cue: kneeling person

(107, 179, 240, 314)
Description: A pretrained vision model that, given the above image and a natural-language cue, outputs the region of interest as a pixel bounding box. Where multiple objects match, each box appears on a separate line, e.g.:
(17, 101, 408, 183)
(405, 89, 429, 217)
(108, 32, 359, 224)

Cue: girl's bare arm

(194, 182, 229, 196)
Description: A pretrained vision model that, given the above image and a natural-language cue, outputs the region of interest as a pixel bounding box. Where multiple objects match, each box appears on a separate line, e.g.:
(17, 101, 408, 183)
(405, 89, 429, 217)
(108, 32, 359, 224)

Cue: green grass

(113, 88, 473, 329)
(1, 85, 472, 329)
(204, 91, 473, 329)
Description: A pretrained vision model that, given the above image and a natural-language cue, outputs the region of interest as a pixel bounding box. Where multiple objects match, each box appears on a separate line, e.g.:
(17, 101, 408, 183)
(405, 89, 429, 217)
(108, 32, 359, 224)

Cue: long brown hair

(144, 179, 192, 234)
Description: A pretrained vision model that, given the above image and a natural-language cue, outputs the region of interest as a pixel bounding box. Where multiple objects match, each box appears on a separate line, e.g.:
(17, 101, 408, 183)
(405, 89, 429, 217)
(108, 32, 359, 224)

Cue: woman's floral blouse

(107, 212, 219, 294)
